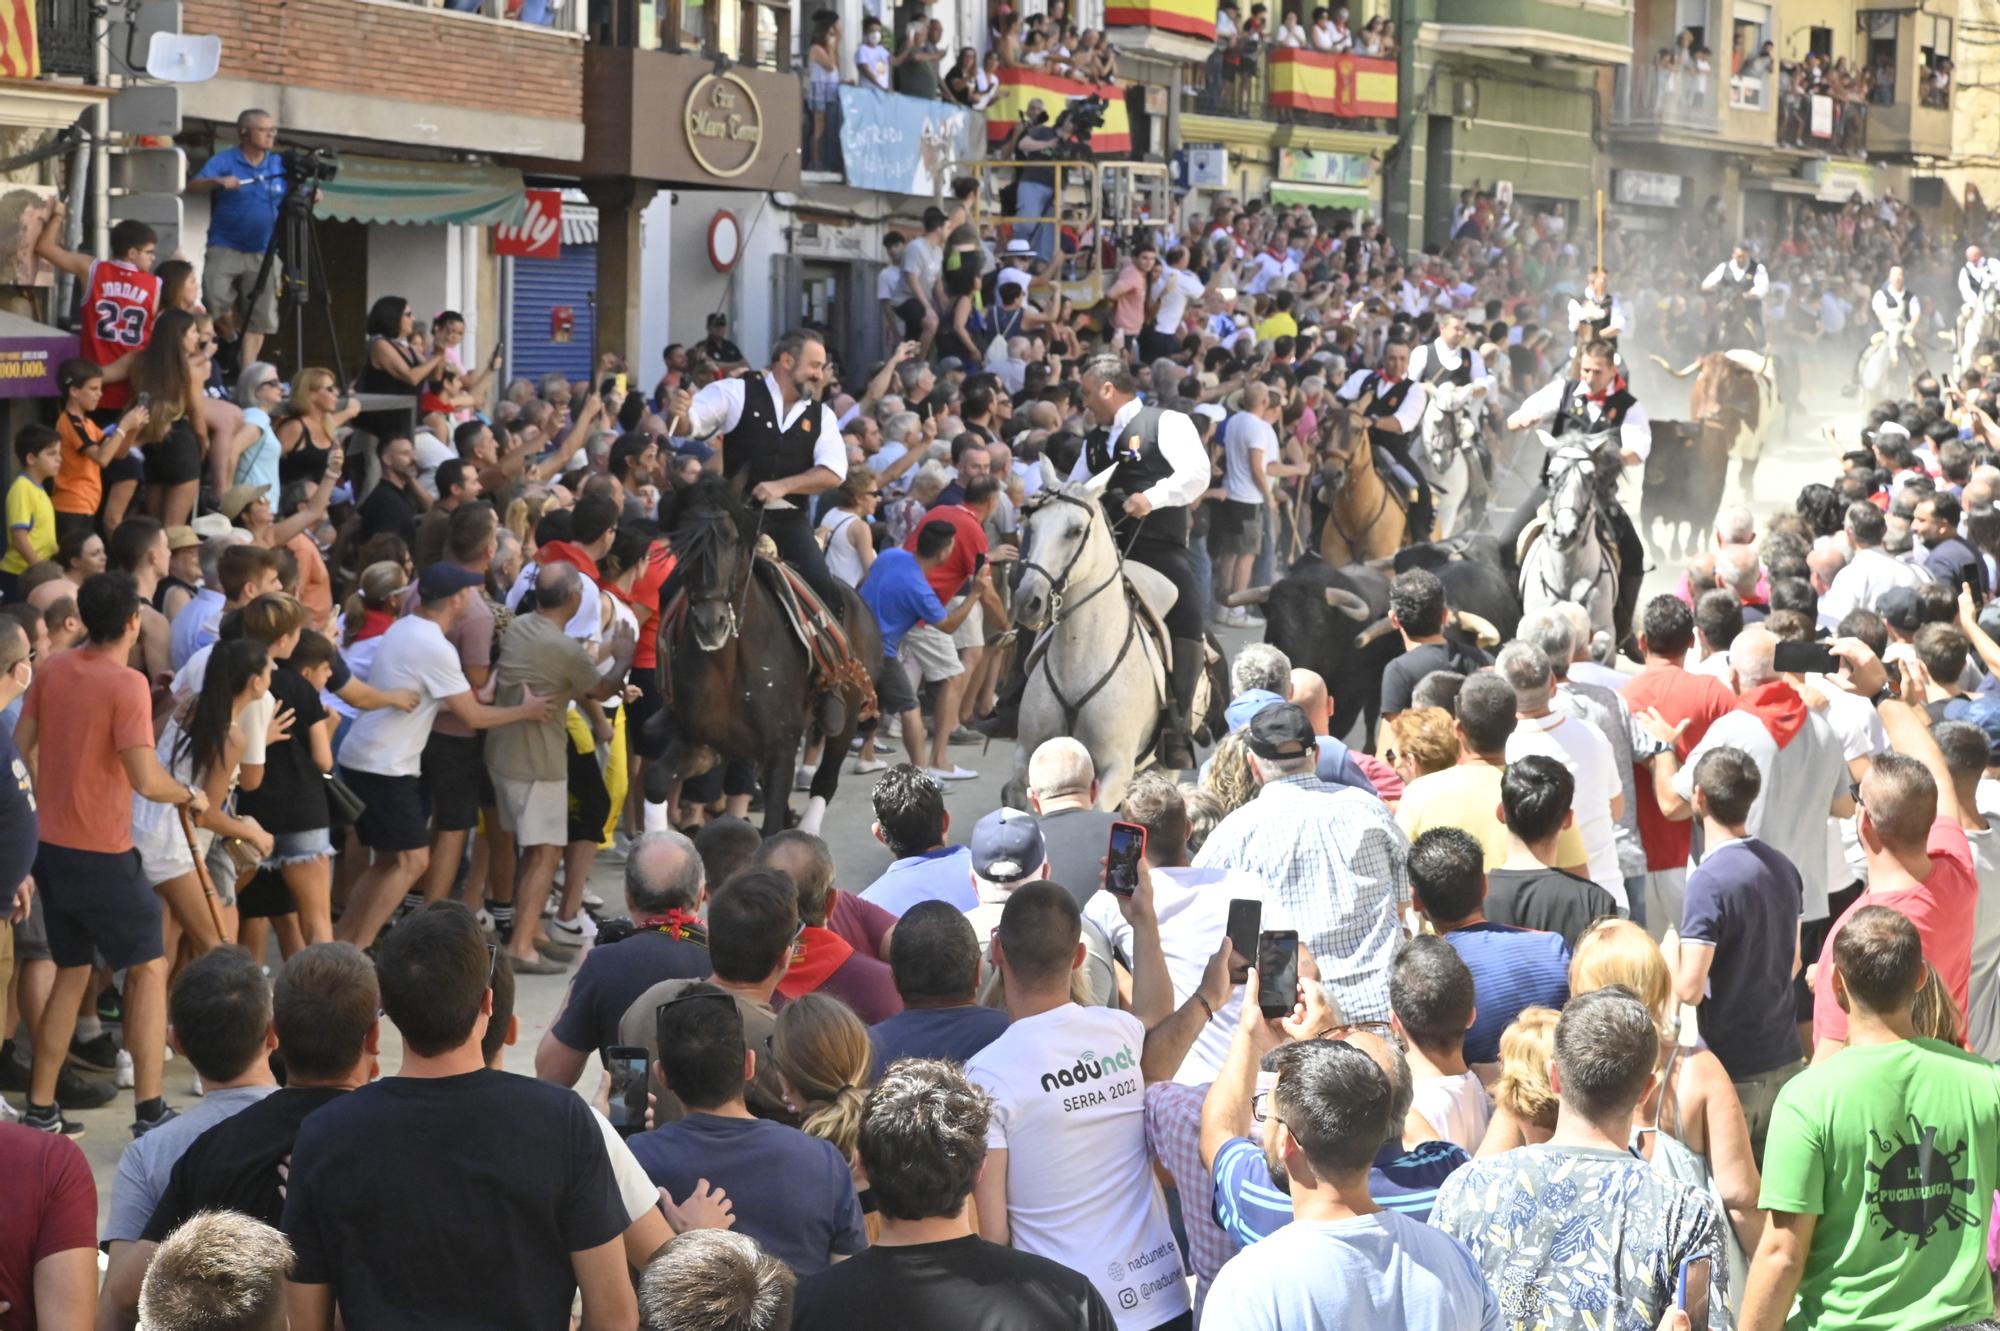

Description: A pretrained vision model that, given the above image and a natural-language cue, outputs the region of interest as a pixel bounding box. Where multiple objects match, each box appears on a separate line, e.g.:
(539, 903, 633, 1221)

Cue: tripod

(240, 176, 346, 387)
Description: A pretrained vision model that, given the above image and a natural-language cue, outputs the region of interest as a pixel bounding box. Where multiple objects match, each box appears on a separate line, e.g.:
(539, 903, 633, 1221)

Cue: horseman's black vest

(723, 375, 819, 489)
(1421, 342, 1475, 388)
(1576, 293, 1616, 340)
(1085, 403, 1190, 545)
(1361, 374, 1417, 453)
(1878, 286, 1914, 319)
(1964, 264, 1993, 297)
(1724, 263, 1765, 299)
(1551, 380, 1638, 438)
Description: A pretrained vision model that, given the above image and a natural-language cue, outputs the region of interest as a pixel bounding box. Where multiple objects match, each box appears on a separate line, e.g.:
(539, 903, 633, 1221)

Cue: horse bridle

(681, 505, 766, 649)
(1019, 490, 1128, 625)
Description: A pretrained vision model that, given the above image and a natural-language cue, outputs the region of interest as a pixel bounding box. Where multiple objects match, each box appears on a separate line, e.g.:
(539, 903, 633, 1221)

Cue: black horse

(644, 478, 883, 835)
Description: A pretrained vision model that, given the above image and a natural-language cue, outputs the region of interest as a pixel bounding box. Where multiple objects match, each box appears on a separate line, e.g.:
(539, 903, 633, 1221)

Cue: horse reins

(1017, 489, 1159, 735)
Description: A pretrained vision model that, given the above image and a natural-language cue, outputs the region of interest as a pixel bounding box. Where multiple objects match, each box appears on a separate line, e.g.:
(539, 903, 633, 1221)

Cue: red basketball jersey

(79, 259, 161, 409)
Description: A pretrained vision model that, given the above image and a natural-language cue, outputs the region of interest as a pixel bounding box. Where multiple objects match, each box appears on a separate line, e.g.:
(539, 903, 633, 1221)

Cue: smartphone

(600, 375, 619, 399)
(1257, 929, 1300, 1018)
(134, 391, 151, 410)
(614, 372, 629, 398)
(605, 1045, 650, 1138)
(1225, 899, 1262, 983)
(1773, 640, 1840, 676)
(1105, 821, 1146, 897)
(1676, 1255, 1711, 1331)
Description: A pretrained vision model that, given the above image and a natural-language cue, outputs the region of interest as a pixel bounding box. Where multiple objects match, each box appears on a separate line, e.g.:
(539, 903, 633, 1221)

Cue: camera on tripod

(280, 144, 340, 189)
(1050, 94, 1107, 161)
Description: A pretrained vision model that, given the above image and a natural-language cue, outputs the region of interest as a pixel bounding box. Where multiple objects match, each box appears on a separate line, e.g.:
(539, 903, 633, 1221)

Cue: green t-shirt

(1759, 1037, 2000, 1331)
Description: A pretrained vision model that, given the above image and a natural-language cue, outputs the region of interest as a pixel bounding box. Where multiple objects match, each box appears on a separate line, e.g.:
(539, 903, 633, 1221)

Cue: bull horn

(1323, 588, 1372, 621)
(1355, 616, 1396, 646)
(1224, 586, 1272, 607)
(1648, 353, 1700, 380)
(1451, 610, 1501, 649)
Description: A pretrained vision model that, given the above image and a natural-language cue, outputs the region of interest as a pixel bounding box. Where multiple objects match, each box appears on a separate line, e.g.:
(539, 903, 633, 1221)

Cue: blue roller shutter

(510, 243, 597, 383)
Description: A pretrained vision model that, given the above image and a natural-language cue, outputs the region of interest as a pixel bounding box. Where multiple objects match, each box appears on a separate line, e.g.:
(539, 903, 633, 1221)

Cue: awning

(0, 310, 78, 401)
(1271, 181, 1372, 207)
(316, 155, 528, 228)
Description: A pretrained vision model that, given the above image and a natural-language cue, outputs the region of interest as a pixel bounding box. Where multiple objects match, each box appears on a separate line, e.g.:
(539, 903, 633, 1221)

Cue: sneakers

(132, 1104, 179, 1138)
(582, 890, 605, 914)
(852, 758, 888, 775)
(24, 1102, 84, 1138)
(793, 768, 815, 792)
(97, 985, 122, 1025)
(69, 1033, 119, 1074)
(545, 916, 587, 947)
(58, 1067, 116, 1110)
(1239, 606, 1266, 626)
(925, 764, 978, 782)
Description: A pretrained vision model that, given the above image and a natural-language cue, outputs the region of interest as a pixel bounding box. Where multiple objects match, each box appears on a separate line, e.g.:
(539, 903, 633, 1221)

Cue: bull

(1647, 351, 1776, 531)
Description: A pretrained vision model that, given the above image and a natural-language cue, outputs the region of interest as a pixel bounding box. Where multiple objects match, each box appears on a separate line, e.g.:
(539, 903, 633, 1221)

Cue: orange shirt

(20, 645, 154, 852)
(52, 411, 106, 517)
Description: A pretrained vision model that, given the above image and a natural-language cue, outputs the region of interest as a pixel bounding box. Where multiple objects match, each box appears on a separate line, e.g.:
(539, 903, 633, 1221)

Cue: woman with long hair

(816, 475, 878, 589)
(360, 296, 446, 396)
(275, 367, 362, 509)
(130, 637, 282, 952)
(770, 994, 874, 1179)
(129, 308, 206, 527)
(234, 604, 337, 948)
(944, 46, 979, 105)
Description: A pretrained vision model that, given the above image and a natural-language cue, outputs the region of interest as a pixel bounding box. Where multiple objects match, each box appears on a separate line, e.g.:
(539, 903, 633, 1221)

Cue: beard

(1261, 1140, 1293, 1196)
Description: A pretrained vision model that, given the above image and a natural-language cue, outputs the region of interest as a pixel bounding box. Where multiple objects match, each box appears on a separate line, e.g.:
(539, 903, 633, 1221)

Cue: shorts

(491, 773, 569, 848)
(204, 833, 243, 909)
(895, 297, 928, 341)
(34, 843, 163, 971)
(203, 245, 280, 335)
(1210, 500, 1265, 558)
(237, 866, 296, 920)
(101, 453, 144, 488)
(143, 422, 201, 488)
(874, 655, 919, 715)
(683, 758, 756, 806)
(421, 732, 485, 833)
(901, 623, 965, 685)
(262, 827, 333, 868)
(13, 892, 49, 961)
(948, 596, 983, 651)
(567, 743, 612, 846)
(340, 767, 431, 853)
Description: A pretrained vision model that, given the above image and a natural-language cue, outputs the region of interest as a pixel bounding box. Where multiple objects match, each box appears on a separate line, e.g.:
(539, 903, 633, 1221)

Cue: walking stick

(177, 804, 228, 943)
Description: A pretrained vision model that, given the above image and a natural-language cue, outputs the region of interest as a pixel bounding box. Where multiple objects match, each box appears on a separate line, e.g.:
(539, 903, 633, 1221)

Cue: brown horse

(1316, 391, 1413, 567)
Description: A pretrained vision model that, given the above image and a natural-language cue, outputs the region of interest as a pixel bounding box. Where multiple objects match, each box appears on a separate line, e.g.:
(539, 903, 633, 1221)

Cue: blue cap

(1968, 698, 2000, 764)
(1225, 688, 1285, 732)
(417, 562, 485, 604)
(970, 808, 1045, 884)
(676, 441, 715, 465)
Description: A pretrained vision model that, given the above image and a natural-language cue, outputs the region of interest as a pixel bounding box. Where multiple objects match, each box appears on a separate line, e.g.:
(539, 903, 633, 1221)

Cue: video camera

(280, 143, 340, 187)
(1050, 94, 1108, 162)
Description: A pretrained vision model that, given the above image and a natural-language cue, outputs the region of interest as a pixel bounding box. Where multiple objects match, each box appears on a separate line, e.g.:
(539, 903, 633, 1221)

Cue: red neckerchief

(354, 608, 395, 642)
(535, 539, 602, 586)
(776, 926, 855, 1001)
(636, 909, 708, 947)
(1735, 679, 1808, 749)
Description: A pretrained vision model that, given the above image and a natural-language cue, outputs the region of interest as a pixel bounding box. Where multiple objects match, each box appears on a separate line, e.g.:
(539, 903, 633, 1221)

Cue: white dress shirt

(1701, 259, 1770, 300)
(1335, 369, 1429, 434)
(1065, 396, 1209, 510)
(1961, 260, 2000, 308)
(1513, 374, 1652, 461)
(1566, 291, 1627, 337)
(683, 373, 848, 482)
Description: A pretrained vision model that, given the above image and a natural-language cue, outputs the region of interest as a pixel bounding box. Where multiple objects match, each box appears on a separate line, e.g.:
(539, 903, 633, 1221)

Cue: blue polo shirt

(1212, 1135, 1469, 1242)
(1445, 922, 1572, 1065)
(858, 845, 975, 917)
(858, 547, 948, 659)
(197, 146, 288, 254)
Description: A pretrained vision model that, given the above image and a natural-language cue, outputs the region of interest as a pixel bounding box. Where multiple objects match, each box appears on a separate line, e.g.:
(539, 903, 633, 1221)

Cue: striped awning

(1270, 181, 1372, 208)
(315, 154, 527, 228)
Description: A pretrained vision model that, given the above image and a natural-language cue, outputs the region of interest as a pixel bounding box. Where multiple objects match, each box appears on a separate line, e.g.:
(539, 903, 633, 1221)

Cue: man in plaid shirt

(1191, 703, 1410, 1022)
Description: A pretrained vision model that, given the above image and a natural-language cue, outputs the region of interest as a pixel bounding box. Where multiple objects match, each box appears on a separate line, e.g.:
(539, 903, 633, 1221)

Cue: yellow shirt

(1395, 761, 1589, 871)
(1255, 312, 1299, 343)
(3, 475, 55, 574)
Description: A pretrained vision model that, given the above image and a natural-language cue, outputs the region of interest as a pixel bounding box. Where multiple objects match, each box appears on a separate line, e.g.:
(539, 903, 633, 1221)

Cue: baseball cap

(1244, 702, 1316, 760)
(417, 562, 486, 604)
(676, 441, 716, 465)
(1877, 585, 1923, 635)
(1968, 698, 2000, 764)
(970, 807, 1046, 884)
(165, 525, 200, 551)
(218, 483, 270, 520)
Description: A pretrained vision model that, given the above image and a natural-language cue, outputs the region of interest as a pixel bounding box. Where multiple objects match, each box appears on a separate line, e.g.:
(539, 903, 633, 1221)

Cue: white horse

(1518, 432, 1619, 639)
(1418, 381, 1485, 538)
(1957, 286, 2000, 381)
(1858, 329, 1922, 399)
(1009, 466, 1170, 810)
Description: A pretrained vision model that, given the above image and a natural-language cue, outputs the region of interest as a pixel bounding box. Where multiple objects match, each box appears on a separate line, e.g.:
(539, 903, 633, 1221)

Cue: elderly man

(1821, 501, 1922, 623)
(189, 109, 287, 365)
(1498, 641, 1626, 906)
(1716, 544, 1768, 623)
(867, 410, 925, 496)
(1193, 704, 1408, 1022)
(1023, 738, 1117, 907)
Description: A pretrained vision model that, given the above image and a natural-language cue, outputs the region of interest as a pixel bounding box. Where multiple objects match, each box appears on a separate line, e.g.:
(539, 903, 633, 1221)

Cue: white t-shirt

(1152, 268, 1205, 336)
(1082, 864, 1263, 1084)
(171, 643, 273, 773)
(1805, 674, 1883, 891)
(966, 1005, 1192, 1331)
(336, 615, 471, 777)
(1410, 1071, 1492, 1153)
(589, 1107, 665, 1223)
(875, 262, 910, 306)
(856, 39, 891, 87)
(1221, 411, 1277, 504)
(411, 431, 455, 500)
(903, 235, 944, 309)
(1506, 712, 1623, 904)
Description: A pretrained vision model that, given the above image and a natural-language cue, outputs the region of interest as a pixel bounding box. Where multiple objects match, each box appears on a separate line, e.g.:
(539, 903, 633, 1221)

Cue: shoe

(68, 1033, 118, 1074)
(476, 907, 497, 937)
(508, 950, 570, 975)
(968, 710, 1018, 741)
(116, 1049, 134, 1089)
(97, 986, 122, 1025)
(1240, 607, 1266, 626)
(0, 1096, 16, 1123)
(948, 727, 983, 746)
(852, 758, 888, 775)
(545, 916, 587, 947)
(132, 1104, 179, 1139)
(22, 1103, 83, 1138)
(794, 768, 815, 791)
(0, 1048, 26, 1093)
(582, 890, 605, 913)
(55, 1067, 116, 1111)
(925, 765, 978, 782)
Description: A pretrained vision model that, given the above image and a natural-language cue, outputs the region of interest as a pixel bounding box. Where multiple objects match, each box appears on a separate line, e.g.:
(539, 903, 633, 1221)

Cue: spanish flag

(0, 0, 38, 79)
(1269, 49, 1397, 118)
(1105, 0, 1213, 40)
(986, 67, 1133, 155)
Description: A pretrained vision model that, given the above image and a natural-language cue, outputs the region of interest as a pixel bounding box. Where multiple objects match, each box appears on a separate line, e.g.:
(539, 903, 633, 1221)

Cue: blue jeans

(1015, 180, 1055, 262)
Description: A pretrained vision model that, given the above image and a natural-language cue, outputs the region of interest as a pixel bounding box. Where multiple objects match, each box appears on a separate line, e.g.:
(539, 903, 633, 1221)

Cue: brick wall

(183, 0, 582, 124)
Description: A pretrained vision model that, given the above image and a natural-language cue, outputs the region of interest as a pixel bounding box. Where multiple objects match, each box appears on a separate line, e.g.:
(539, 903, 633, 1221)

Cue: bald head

(1028, 737, 1097, 805)
(624, 830, 704, 916)
(1290, 668, 1331, 734)
(533, 559, 583, 614)
(1714, 505, 1756, 547)
(1808, 537, 1848, 593)
(1730, 625, 1778, 687)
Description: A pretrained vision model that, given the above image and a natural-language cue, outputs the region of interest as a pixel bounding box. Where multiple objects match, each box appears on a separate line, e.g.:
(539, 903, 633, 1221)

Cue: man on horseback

(1407, 311, 1492, 533)
(1566, 267, 1625, 362)
(1333, 335, 1434, 541)
(1956, 245, 1998, 355)
(1700, 242, 1770, 349)
(1501, 340, 1651, 646)
(1857, 264, 1922, 386)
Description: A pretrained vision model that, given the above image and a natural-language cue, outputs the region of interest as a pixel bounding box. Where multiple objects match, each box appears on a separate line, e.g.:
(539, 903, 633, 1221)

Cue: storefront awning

(1271, 181, 1372, 208)
(316, 155, 528, 228)
(0, 310, 78, 401)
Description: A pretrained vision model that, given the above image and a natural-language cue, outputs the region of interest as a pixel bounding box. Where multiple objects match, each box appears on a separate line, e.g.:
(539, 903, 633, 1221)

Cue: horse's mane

(663, 476, 751, 578)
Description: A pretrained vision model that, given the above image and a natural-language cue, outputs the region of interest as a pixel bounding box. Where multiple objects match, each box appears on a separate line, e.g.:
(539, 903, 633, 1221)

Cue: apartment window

(1920, 14, 1952, 109)
(1808, 24, 1830, 58)
(656, 0, 789, 63)
(1729, 0, 1770, 109)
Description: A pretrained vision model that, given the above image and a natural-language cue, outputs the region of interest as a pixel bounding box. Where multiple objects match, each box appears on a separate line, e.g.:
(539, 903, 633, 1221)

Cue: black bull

(1252, 543, 1521, 746)
(1641, 418, 1732, 562)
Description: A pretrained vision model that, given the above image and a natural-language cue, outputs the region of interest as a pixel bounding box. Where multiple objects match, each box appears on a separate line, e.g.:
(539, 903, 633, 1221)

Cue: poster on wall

(494, 189, 562, 259)
(0, 184, 60, 287)
(836, 86, 974, 197)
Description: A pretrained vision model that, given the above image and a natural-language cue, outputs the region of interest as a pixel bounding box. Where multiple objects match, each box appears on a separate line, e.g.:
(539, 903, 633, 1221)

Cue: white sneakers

(926, 764, 978, 782)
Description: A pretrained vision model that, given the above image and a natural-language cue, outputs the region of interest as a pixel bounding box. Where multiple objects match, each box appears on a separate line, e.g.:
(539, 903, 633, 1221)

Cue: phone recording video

(1257, 930, 1300, 1019)
(1677, 1255, 1711, 1331)
(1772, 640, 1840, 676)
(1105, 821, 1146, 897)
(605, 1046, 650, 1138)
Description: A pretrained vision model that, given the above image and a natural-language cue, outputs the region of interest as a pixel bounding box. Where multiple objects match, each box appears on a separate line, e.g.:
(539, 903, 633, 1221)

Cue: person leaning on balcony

(187, 109, 287, 369)
(806, 11, 841, 172)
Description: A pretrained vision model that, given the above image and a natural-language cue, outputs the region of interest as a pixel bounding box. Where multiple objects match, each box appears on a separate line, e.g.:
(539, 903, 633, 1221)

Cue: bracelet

(1195, 993, 1214, 1022)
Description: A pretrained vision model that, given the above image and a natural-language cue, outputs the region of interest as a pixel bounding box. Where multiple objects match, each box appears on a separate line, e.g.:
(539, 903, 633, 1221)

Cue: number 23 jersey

(80, 258, 162, 410)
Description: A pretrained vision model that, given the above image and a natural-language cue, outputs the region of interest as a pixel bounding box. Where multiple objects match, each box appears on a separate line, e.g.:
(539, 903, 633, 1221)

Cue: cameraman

(1000, 100, 1060, 264)
(188, 108, 288, 366)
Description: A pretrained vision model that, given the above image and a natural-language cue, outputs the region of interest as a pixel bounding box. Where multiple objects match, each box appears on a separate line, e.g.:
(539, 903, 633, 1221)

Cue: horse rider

(1859, 264, 1921, 381)
(1406, 309, 1492, 486)
(1699, 242, 1770, 347)
(1957, 244, 2000, 345)
(1565, 266, 1625, 363)
(1333, 334, 1434, 542)
(668, 326, 855, 724)
(1500, 339, 1652, 644)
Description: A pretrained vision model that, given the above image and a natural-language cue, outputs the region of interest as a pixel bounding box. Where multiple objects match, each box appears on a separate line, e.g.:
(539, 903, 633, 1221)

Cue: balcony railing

(36, 0, 95, 78)
(1777, 86, 1867, 155)
(1184, 46, 1397, 131)
(1615, 60, 1721, 129)
(380, 0, 586, 36)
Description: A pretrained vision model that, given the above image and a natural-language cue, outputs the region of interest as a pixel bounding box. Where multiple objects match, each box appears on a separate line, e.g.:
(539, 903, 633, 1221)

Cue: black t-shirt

(547, 929, 713, 1058)
(1379, 639, 1491, 715)
(238, 665, 330, 833)
(357, 477, 421, 547)
(1484, 866, 1618, 950)
(143, 1086, 346, 1239)
(701, 334, 745, 365)
(282, 1070, 628, 1331)
(0, 723, 36, 913)
(792, 1235, 1117, 1331)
